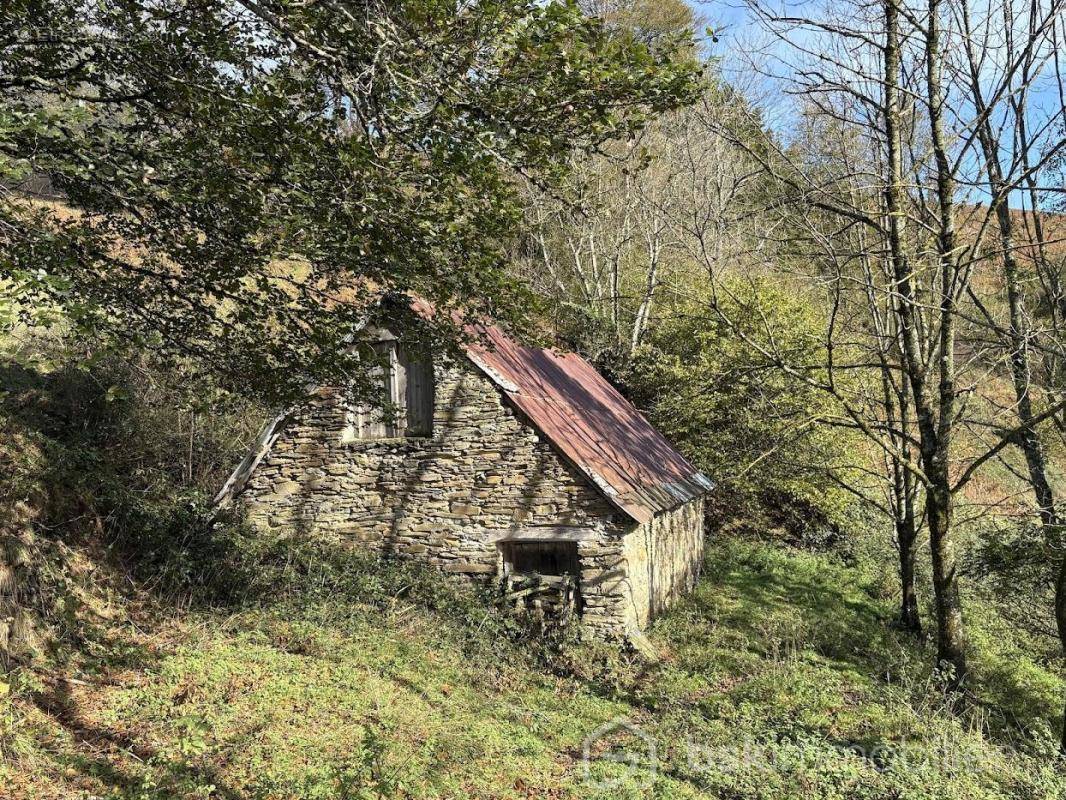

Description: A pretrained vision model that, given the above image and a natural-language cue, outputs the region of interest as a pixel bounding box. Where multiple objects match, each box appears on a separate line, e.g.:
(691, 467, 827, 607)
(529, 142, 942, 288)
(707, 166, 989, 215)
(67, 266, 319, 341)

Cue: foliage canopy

(0, 0, 699, 402)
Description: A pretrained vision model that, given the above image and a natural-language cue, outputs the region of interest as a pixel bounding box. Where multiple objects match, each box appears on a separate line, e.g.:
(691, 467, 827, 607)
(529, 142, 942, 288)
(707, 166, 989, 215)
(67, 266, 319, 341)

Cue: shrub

(623, 277, 858, 543)
(0, 330, 260, 661)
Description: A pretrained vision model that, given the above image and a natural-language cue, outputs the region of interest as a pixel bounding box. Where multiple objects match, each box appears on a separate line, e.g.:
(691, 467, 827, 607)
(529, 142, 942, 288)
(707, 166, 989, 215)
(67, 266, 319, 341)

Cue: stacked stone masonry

(242, 355, 705, 637)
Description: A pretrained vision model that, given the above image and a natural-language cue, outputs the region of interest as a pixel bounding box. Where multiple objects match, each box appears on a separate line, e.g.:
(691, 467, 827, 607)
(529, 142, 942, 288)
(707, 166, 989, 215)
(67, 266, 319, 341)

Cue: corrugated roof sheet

(220, 294, 713, 522)
(460, 322, 713, 524)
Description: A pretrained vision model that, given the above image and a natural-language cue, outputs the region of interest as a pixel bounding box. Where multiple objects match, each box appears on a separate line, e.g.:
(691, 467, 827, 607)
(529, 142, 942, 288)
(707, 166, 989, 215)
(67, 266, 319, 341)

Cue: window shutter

(341, 339, 433, 441)
(403, 351, 434, 437)
(345, 341, 391, 440)
(389, 343, 406, 437)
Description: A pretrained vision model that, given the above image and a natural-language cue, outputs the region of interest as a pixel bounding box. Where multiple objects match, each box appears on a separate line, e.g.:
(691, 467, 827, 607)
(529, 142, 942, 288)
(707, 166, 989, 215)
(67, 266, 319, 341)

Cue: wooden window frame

(341, 339, 434, 442)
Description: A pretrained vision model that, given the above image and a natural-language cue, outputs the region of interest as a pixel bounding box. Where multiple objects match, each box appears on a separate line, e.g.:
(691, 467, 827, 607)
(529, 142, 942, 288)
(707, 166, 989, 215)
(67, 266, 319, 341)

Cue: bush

(0, 331, 261, 661)
(623, 277, 858, 543)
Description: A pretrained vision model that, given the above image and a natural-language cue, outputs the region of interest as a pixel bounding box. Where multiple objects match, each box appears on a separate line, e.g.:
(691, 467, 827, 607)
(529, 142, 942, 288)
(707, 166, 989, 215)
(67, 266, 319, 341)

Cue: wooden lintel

(487, 527, 599, 543)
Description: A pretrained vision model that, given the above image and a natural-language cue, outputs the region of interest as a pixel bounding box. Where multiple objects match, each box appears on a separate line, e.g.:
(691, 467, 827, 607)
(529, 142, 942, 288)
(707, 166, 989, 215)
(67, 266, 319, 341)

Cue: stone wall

(240, 354, 704, 637)
(620, 498, 706, 630)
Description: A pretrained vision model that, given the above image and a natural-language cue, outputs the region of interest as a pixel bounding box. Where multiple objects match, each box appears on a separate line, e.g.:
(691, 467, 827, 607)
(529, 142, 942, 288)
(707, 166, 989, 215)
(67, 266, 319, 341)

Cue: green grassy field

(4, 534, 1065, 800)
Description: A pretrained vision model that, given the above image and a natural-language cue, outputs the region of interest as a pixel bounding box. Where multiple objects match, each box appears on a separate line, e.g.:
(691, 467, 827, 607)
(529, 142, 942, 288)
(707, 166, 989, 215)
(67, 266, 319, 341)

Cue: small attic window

(342, 340, 434, 441)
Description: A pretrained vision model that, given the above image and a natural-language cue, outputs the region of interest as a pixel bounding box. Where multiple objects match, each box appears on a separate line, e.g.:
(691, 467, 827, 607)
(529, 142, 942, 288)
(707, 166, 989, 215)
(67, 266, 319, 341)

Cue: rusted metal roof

(218, 293, 712, 522)
(461, 323, 713, 525)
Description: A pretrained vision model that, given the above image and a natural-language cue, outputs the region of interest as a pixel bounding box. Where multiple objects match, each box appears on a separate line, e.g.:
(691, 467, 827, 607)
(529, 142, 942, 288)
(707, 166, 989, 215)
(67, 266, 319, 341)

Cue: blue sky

(683, 0, 1066, 210)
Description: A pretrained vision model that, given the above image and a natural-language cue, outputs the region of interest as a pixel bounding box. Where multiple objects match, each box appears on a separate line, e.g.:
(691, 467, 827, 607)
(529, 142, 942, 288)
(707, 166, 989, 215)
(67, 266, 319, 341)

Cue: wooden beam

(486, 526, 599, 543)
(212, 411, 291, 512)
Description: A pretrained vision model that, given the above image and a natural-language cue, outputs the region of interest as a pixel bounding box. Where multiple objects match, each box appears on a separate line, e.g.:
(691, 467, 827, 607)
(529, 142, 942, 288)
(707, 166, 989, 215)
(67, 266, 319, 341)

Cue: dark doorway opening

(499, 540, 581, 618)
(500, 541, 579, 576)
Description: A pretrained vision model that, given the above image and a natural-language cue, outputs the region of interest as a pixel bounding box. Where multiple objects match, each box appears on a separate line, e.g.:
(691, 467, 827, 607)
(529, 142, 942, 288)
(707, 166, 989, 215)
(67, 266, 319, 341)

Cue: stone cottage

(216, 303, 713, 638)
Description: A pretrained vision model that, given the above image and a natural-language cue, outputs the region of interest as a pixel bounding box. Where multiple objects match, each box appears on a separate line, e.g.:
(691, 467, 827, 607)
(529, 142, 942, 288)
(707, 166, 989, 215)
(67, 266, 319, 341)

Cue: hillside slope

(4, 533, 1064, 800)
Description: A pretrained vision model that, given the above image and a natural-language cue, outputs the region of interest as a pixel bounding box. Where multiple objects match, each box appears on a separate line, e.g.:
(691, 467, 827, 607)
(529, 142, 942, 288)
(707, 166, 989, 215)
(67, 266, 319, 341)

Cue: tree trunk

(895, 462, 922, 634)
(630, 236, 661, 352)
(884, 337, 922, 634)
(880, 0, 924, 638)
(926, 480, 967, 683)
(1057, 555, 1066, 752)
(896, 501, 922, 633)
(922, 0, 968, 686)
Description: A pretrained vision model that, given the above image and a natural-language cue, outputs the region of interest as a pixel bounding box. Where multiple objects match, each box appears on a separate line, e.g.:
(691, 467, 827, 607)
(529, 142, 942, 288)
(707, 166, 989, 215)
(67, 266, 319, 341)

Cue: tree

(518, 75, 770, 358)
(582, 0, 699, 45)
(720, 0, 1066, 689)
(954, 0, 1066, 744)
(520, 75, 858, 536)
(0, 0, 699, 404)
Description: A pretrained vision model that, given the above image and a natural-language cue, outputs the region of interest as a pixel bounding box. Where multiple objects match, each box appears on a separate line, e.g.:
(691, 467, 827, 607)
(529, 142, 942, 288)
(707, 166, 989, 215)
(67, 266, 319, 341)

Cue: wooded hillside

(2, 1, 1066, 797)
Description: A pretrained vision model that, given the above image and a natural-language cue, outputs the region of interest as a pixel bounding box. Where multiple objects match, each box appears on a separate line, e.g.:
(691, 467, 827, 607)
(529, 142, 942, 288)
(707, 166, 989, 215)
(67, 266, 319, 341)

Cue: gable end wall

(242, 356, 645, 634)
(240, 355, 705, 637)
(621, 498, 706, 629)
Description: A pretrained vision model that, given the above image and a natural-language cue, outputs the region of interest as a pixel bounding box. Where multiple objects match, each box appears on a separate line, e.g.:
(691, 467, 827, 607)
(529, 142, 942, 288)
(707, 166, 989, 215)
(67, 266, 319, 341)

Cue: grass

(3, 533, 1066, 799)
